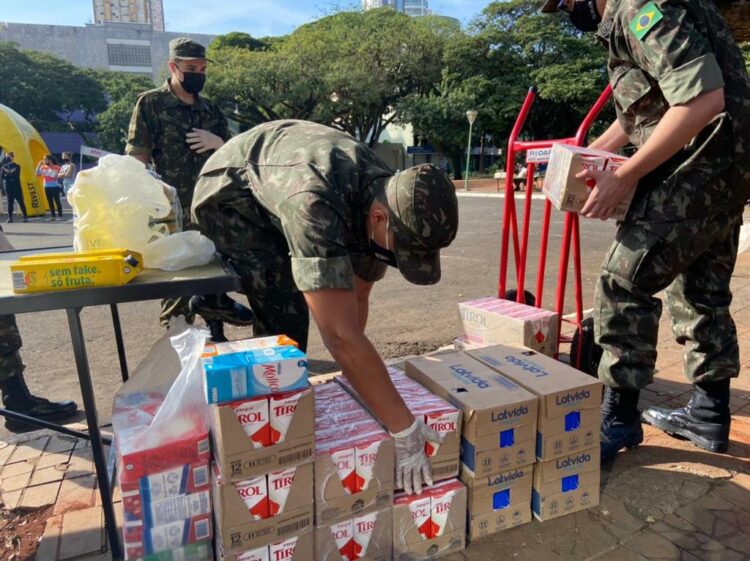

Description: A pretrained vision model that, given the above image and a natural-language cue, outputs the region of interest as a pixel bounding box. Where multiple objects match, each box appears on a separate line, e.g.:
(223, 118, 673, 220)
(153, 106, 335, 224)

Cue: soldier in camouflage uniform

(544, 0, 750, 460)
(126, 38, 253, 340)
(0, 230, 77, 431)
(192, 120, 459, 494)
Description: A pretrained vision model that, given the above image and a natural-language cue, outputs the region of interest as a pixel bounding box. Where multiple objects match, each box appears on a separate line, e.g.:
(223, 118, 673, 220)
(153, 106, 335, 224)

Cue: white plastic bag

(142, 230, 216, 271)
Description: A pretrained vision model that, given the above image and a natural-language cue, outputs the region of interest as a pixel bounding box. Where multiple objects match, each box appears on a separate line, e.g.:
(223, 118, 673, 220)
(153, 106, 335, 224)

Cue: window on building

(107, 43, 151, 68)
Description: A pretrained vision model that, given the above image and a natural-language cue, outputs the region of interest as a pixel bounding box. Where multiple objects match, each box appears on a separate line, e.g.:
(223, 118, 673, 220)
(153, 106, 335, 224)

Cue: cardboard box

(467, 345, 602, 460)
(120, 463, 210, 522)
(460, 465, 532, 540)
(203, 346, 309, 404)
(337, 370, 461, 483)
(315, 384, 395, 525)
(203, 335, 299, 358)
(404, 352, 538, 476)
(315, 506, 393, 561)
(213, 461, 314, 553)
(210, 387, 314, 482)
(543, 143, 633, 221)
(216, 530, 313, 561)
(392, 479, 467, 561)
(123, 514, 212, 558)
(122, 490, 212, 530)
(458, 297, 559, 356)
(532, 448, 601, 522)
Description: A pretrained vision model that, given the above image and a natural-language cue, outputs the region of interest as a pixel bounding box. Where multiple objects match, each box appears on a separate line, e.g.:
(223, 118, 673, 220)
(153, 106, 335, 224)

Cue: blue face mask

(370, 218, 398, 268)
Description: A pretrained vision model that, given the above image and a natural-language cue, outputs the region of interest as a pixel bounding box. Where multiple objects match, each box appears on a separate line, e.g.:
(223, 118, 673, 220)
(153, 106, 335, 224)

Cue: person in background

(36, 155, 63, 220)
(2, 152, 28, 223)
(58, 152, 76, 196)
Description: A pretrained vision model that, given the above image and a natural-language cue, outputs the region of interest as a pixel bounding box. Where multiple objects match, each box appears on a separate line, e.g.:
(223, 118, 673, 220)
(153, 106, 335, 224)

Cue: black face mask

(178, 71, 206, 95)
(569, 0, 601, 32)
(369, 219, 398, 268)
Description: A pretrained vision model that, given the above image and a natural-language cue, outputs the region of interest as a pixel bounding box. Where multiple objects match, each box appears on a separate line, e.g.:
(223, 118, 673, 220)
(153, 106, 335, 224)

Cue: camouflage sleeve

(213, 105, 231, 142)
(350, 253, 388, 283)
(279, 192, 355, 292)
(624, 0, 725, 106)
(125, 94, 156, 157)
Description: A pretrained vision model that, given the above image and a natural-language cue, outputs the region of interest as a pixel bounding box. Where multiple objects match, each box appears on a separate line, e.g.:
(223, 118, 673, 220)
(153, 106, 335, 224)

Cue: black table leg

(110, 304, 129, 383)
(66, 307, 123, 561)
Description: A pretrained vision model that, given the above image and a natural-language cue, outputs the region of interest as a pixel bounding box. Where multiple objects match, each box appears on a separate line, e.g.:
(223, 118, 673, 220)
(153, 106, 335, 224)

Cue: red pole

(516, 162, 536, 302)
(535, 199, 552, 309)
(571, 214, 585, 368)
(499, 86, 537, 299)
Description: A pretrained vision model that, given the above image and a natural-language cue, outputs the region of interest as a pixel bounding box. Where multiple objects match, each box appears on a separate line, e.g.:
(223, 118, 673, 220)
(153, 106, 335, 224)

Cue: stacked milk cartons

(314, 383, 394, 561)
(203, 336, 314, 561)
(406, 353, 538, 541)
(113, 391, 212, 560)
(467, 344, 603, 521)
(456, 297, 559, 356)
(337, 368, 462, 482)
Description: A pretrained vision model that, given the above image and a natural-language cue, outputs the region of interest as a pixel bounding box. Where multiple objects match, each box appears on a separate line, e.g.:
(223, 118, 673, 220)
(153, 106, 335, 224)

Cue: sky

(0, 1, 491, 37)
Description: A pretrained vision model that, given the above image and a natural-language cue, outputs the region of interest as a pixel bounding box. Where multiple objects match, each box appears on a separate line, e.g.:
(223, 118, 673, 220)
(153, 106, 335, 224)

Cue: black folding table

(0, 247, 241, 560)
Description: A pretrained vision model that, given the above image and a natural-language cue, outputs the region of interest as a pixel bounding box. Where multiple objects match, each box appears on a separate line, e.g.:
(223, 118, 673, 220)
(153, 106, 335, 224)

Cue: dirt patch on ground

(0, 506, 52, 561)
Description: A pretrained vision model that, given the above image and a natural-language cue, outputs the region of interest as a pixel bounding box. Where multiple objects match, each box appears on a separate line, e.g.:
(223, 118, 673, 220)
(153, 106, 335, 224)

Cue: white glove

(186, 128, 224, 154)
(391, 419, 444, 495)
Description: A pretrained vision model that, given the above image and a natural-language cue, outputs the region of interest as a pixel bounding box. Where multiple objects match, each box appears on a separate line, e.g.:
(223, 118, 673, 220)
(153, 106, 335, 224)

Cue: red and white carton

(236, 546, 270, 561)
(123, 513, 212, 558)
(354, 436, 383, 492)
(230, 397, 271, 449)
(329, 519, 356, 561)
(396, 494, 432, 541)
(269, 390, 305, 445)
(330, 446, 357, 495)
(352, 510, 379, 559)
(268, 467, 297, 516)
(234, 475, 270, 520)
(424, 410, 460, 458)
(268, 534, 301, 561)
(430, 484, 459, 538)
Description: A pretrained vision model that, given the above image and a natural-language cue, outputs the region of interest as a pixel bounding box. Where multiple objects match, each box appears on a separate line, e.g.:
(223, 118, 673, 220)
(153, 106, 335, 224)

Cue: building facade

(402, 0, 430, 17)
(0, 21, 215, 81)
(93, 0, 165, 32)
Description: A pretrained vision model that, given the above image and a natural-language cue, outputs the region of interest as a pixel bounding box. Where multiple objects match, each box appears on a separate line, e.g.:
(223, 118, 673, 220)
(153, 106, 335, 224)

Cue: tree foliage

(742, 42, 750, 73)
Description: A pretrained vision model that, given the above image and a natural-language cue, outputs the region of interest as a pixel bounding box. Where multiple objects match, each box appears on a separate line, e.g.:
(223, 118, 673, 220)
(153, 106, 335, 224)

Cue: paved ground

(1, 185, 748, 560)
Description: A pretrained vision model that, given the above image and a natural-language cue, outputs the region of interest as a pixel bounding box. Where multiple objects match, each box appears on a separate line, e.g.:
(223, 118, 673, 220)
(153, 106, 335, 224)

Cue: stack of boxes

(456, 297, 559, 356)
(314, 383, 394, 561)
(405, 353, 538, 540)
(203, 337, 314, 560)
(467, 344, 603, 521)
(113, 391, 213, 560)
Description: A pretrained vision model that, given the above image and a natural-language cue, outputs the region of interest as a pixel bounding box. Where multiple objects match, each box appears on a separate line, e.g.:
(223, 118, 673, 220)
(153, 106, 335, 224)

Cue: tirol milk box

(392, 479, 467, 561)
(466, 344, 602, 460)
(460, 464, 533, 540)
(212, 461, 314, 553)
(216, 530, 314, 561)
(123, 514, 212, 559)
(210, 387, 314, 481)
(457, 297, 559, 356)
(543, 143, 633, 221)
(337, 369, 461, 484)
(314, 383, 394, 525)
(404, 352, 538, 476)
(202, 344, 308, 404)
(314, 507, 393, 561)
(532, 447, 601, 521)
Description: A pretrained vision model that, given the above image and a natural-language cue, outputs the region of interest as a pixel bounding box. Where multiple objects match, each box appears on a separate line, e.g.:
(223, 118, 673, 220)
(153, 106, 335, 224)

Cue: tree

(742, 42, 750, 73)
(210, 32, 273, 52)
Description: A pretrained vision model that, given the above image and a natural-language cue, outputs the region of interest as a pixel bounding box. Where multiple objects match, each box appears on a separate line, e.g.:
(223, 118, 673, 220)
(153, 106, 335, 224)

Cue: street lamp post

(464, 110, 478, 191)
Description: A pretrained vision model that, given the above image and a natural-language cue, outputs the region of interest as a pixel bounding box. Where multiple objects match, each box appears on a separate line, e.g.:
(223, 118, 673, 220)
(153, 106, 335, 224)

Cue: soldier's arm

(353, 275, 374, 330)
(303, 288, 414, 433)
(589, 120, 629, 152)
(125, 95, 155, 163)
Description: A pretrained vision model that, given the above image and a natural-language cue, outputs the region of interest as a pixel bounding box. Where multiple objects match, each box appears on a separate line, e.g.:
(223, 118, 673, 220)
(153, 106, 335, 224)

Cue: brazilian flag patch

(629, 2, 663, 41)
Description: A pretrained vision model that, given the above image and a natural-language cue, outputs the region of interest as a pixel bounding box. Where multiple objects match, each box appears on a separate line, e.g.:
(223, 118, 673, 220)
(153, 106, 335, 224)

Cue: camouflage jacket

(598, 0, 750, 219)
(192, 120, 390, 292)
(125, 80, 230, 212)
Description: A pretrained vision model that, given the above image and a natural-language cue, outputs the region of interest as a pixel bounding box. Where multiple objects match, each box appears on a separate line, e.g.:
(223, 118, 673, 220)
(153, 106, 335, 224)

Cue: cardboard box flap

(533, 447, 600, 486)
(404, 352, 538, 440)
(466, 345, 602, 419)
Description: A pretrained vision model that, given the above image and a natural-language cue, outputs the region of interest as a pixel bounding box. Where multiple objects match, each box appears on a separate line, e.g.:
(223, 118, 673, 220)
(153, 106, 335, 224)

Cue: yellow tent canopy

(0, 104, 50, 217)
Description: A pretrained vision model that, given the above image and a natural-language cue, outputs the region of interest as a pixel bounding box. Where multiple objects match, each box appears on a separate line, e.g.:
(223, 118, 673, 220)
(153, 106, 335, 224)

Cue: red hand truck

(498, 84, 613, 372)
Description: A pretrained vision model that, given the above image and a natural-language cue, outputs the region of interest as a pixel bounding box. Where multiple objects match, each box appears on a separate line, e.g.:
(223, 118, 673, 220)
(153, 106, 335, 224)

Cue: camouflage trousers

(0, 315, 25, 383)
(595, 213, 742, 389)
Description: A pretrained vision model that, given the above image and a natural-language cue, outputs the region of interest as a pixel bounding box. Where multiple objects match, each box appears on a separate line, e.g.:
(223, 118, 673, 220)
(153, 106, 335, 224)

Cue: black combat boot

(189, 293, 254, 326)
(642, 379, 731, 453)
(206, 319, 228, 343)
(1, 374, 78, 431)
(601, 386, 644, 462)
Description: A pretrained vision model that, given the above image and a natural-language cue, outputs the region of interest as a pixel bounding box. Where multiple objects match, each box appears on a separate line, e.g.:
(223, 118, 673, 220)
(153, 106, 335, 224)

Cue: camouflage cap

(384, 163, 459, 285)
(169, 37, 207, 60)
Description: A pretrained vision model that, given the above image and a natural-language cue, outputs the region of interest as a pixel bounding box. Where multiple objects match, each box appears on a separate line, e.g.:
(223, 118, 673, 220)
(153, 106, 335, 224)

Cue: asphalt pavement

(0, 191, 617, 439)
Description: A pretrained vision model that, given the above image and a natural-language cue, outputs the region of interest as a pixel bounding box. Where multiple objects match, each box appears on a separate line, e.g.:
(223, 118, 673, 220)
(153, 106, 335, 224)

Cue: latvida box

(467, 345, 602, 460)
(532, 448, 601, 522)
